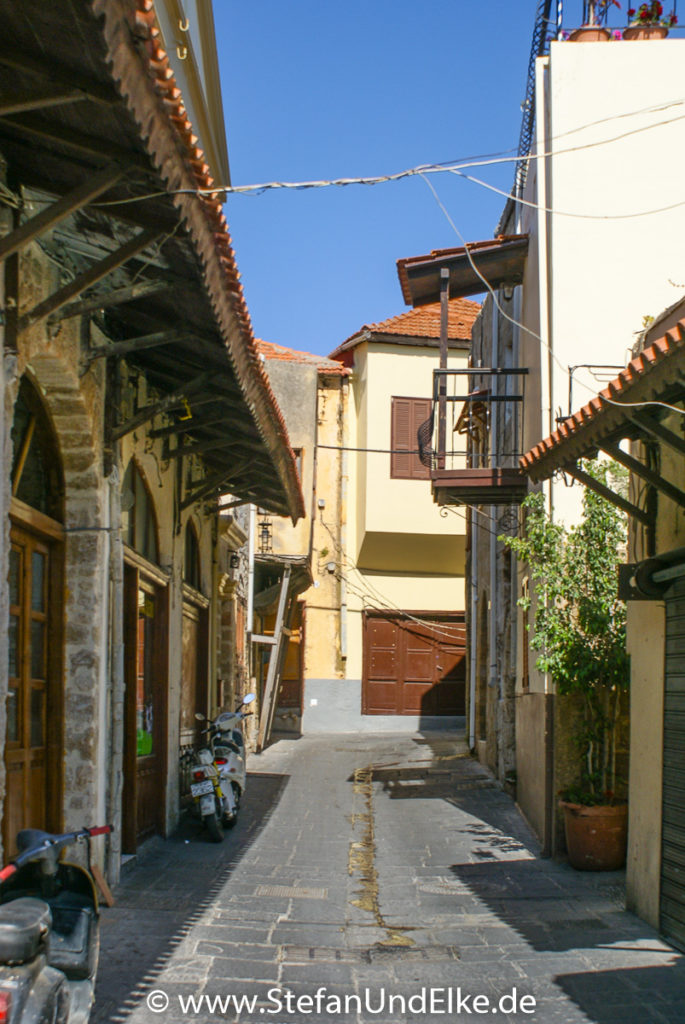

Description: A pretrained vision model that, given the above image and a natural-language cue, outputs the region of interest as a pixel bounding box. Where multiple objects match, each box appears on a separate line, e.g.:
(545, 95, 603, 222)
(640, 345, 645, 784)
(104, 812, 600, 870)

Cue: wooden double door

(122, 562, 168, 853)
(362, 611, 466, 716)
(4, 519, 63, 856)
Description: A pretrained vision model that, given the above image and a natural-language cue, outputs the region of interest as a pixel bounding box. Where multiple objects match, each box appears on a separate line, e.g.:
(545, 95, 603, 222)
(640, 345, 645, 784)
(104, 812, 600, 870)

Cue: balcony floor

(431, 467, 529, 506)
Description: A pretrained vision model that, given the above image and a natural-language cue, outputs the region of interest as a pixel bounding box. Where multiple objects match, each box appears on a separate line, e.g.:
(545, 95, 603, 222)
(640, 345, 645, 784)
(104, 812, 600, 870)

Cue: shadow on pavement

(555, 962, 685, 1024)
(93, 770, 288, 1023)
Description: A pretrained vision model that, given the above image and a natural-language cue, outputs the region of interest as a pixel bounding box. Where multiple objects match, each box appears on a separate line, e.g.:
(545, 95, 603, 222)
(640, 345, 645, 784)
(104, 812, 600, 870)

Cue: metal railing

(420, 368, 529, 473)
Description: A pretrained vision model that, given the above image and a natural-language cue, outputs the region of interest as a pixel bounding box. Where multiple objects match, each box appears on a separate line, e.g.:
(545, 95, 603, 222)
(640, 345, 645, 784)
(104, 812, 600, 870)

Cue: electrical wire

(418, 172, 685, 418)
(90, 101, 685, 223)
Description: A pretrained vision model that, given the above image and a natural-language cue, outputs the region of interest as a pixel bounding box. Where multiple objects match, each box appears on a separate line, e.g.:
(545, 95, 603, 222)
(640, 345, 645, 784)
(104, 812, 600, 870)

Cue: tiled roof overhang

(1, 0, 304, 521)
(397, 236, 529, 306)
(521, 322, 685, 484)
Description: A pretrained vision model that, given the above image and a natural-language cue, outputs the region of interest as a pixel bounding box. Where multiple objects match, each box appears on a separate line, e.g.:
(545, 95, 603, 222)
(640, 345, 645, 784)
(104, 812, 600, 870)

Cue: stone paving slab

(93, 733, 685, 1024)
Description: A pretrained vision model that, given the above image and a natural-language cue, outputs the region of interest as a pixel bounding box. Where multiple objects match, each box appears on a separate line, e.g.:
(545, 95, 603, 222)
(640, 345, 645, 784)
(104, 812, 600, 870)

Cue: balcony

(420, 368, 529, 506)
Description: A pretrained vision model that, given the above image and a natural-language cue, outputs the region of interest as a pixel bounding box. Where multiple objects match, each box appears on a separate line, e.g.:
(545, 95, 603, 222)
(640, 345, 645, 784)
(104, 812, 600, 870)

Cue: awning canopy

(397, 235, 529, 306)
(0, 0, 304, 521)
(520, 321, 685, 528)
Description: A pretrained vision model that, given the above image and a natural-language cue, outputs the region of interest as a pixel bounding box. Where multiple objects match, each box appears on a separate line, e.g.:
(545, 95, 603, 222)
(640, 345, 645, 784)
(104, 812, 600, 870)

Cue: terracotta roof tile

(91, 0, 305, 521)
(330, 298, 480, 360)
(520, 321, 685, 475)
(256, 339, 349, 376)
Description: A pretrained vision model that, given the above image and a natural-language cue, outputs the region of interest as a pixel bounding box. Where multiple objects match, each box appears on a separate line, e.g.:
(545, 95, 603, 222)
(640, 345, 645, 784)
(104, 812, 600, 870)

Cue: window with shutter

(391, 397, 431, 480)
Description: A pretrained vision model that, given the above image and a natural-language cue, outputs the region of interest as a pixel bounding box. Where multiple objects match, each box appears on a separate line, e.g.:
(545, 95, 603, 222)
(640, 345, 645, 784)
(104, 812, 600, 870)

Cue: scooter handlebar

(0, 824, 114, 881)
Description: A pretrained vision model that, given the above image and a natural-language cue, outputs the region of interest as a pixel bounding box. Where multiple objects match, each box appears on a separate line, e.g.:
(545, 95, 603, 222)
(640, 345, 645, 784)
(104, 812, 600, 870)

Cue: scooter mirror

(242, 693, 256, 706)
(194, 712, 205, 721)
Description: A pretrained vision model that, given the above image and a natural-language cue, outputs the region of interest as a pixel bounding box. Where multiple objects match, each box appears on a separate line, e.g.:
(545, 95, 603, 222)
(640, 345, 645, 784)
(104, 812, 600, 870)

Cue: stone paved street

(93, 734, 685, 1024)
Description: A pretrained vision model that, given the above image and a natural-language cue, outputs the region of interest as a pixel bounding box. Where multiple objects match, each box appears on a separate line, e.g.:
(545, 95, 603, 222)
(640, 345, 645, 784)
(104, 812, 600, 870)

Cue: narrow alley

(93, 735, 683, 1024)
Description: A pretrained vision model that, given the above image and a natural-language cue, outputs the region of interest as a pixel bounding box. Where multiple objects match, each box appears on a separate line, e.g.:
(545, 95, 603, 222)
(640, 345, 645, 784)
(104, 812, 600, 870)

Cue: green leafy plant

(503, 462, 629, 805)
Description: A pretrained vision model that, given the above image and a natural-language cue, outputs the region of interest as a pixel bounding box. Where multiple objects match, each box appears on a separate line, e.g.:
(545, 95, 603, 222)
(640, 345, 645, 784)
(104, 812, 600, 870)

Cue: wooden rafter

(0, 89, 93, 117)
(167, 438, 240, 461)
(1, 113, 149, 169)
(601, 442, 685, 511)
(180, 460, 250, 510)
(85, 328, 187, 364)
(18, 228, 161, 332)
(50, 279, 169, 322)
(111, 371, 213, 441)
(0, 47, 118, 104)
(627, 410, 685, 458)
(0, 164, 123, 263)
(563, 461, 651, 525)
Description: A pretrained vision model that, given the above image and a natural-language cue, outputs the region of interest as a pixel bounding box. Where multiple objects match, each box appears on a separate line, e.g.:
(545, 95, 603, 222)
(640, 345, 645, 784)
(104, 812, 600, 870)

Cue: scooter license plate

(191, 779, 214, 797)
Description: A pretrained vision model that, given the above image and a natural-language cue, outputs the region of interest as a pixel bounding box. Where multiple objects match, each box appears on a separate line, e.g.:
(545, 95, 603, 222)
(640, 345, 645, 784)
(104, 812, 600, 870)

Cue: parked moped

(190, 693, 255, 841)
(0, 824, 112, 1024)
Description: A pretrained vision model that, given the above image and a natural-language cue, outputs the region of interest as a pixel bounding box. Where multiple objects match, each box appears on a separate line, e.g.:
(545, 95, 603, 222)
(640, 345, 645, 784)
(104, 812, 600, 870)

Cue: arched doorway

(121, 460, 168, 853)
(5, 377, 65, 855)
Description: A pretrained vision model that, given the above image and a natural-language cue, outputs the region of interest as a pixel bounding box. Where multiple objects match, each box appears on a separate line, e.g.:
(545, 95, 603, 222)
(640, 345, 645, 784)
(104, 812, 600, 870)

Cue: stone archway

(6, 355, 107, 837)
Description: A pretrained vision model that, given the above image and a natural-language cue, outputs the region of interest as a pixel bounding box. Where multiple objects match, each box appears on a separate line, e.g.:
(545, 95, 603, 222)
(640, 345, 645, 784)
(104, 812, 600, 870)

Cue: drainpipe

(489, 302, 500, 706)
(469, 506, 477, 750)
(247, 503, 256, 672)
(339, 380, 349, 662)
(209, 516, 218, 712)
(107, 467, 124, 885)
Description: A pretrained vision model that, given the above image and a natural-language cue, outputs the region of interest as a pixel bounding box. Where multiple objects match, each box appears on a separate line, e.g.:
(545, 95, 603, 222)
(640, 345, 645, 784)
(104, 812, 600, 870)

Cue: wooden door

(4, 524, 62, 855)
(363, 612, 466, 716)
(123, 565, 168, 852)
(180, 599, 209, 746)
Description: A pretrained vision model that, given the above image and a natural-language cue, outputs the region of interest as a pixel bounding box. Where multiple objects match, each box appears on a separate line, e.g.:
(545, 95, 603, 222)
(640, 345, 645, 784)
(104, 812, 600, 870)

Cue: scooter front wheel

(204, 812, 223, 843)
(223, 783, 241, 828)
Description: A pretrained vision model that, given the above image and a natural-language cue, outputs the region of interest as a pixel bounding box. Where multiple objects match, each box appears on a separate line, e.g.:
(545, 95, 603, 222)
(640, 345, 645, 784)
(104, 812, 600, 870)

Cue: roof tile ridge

(92, 0, 304, 519)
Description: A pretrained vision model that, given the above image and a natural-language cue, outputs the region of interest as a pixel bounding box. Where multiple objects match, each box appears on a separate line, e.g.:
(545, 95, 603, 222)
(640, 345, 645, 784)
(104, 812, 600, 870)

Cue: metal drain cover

(255, 884, 328, 900)
(282, 945, 459, 964)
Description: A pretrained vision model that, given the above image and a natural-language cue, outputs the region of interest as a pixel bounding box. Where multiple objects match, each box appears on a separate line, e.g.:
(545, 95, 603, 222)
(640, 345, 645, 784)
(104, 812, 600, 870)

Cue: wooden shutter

(391, 397, 431, 480)
(661, 575, 685, 949)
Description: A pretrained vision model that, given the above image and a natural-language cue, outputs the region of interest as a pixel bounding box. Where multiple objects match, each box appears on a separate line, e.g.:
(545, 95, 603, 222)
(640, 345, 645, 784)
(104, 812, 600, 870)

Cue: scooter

(208, 692, 255, 829)
(0, 824, 112, 1024)
(190, 693, 255, 841)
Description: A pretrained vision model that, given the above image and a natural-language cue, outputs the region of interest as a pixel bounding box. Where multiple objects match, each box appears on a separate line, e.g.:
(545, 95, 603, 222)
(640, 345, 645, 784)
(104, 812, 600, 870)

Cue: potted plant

(569, 0, 622, 40)
(625, 3, 677, 38)
(503, 462, 630, 870)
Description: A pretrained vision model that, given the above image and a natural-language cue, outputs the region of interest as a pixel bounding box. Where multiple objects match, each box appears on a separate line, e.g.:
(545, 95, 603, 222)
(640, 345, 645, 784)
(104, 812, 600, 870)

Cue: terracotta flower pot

(623, 24, 669, 39)
(560, 801, 628, 871)
(569, 26, 612, 41)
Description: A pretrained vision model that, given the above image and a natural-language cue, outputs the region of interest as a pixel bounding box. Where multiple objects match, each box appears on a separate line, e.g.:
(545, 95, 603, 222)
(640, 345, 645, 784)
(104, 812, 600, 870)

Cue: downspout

(209, 515, 218, 712)
(107, 466, 124, 885)
(340, 405, 348, 662)
(469, 507, 477, 750)
(247, 503, 256, 674)
(489, 303, 500, 703)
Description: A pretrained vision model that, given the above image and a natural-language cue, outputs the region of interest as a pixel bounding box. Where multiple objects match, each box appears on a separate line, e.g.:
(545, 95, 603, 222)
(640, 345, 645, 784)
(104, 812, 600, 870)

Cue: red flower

(628, 5, 635, 12)
(670, 11, 678, 21)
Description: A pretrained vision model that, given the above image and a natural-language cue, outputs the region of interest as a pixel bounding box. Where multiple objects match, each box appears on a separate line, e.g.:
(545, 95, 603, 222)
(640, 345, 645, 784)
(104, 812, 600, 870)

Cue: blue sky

(214, 1, 543, 356)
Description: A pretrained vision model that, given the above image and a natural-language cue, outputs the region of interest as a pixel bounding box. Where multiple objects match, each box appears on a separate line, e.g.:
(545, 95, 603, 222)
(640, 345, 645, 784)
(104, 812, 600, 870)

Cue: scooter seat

(48, 893, 97, 981)
(0, 897, 51, 965)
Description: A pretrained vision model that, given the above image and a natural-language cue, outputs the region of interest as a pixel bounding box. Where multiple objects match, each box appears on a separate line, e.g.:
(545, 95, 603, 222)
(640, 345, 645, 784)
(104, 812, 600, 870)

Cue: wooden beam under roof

(0, 165, 123, 263)
(149, 413, 248, 440)
(18, 228, 161, 332)
(626, 410, 685, 458)
(0, 113, 149, 170)
(601, 442, 685, 510)
(180, 461, 250, 510)
(563, 461, 651, 525)
(0, 89, 95, 117)
(0, 46, 119, 105)
(111, 371, 214, 441)
(167, 438, 240, 461)
(50, 279, 169, 322)
(85, 328, 188, 364)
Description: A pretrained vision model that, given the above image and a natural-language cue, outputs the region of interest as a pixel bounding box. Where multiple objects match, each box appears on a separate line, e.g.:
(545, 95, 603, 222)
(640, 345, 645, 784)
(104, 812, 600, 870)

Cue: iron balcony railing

(419, 368, 529, 473)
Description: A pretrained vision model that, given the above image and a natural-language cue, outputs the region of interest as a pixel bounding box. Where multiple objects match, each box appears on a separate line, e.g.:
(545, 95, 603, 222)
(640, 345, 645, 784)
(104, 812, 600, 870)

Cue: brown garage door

(362, 611, 465, 716)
